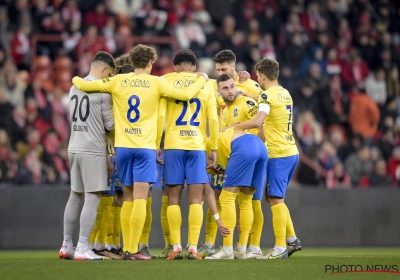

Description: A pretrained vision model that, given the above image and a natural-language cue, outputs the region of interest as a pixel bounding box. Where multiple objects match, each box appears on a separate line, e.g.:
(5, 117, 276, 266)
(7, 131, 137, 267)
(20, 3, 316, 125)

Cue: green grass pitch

(1, 248, 400, 280)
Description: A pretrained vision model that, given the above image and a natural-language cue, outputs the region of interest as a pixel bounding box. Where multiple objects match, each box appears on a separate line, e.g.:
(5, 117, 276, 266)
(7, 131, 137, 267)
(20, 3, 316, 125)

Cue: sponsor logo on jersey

(246, 100, 255, 107)
(173, 79, 194, 88)
(233, 108, 238, 117)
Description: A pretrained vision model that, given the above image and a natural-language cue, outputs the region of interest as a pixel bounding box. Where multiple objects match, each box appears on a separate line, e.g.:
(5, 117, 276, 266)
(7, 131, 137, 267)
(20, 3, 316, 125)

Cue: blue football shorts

(115, 147, 156, 185)
(223, 134, 268, 194)
(163, 150, 208, 185)
(266, 154, 299, 198)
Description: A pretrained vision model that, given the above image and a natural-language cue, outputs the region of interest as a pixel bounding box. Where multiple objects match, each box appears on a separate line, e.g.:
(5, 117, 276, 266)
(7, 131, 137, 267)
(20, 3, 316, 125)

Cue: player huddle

(59, 45, 302, 261)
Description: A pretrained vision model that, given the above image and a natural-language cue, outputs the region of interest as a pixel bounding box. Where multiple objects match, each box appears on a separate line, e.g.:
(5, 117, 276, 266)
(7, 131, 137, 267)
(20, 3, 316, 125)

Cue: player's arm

(242, 91, 259, 101)
(72, 76, 115, 94)
(237, 71, 250, 83)
(231, 94, 270, 130)
(206, 87, 219, 167)
(101, 93, 114, 132)
(203, 183, 230, 236)
(257, 125, 265, 142)
(159, 73, 208, 101)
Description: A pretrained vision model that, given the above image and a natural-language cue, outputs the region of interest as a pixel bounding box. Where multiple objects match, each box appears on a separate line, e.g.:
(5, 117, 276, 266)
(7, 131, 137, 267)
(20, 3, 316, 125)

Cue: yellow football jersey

(211, 75, 262, 108)
(258, 86, 298, 158)
(72, 73, 206, 149)
(221, 95, 259, 136)
(157, 72, 218, 151)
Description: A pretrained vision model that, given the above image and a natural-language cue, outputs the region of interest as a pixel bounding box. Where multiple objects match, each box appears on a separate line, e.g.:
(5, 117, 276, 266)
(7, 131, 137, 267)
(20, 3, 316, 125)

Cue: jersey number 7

(286, 104, 292, 132)
(175, 98, 201, 127)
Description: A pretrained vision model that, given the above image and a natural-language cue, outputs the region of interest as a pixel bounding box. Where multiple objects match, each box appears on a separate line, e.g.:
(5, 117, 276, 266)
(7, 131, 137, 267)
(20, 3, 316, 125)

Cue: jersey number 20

(71, 95, 90, 122)
(127, 95, 140, 123)
(175, 98, 201, 126)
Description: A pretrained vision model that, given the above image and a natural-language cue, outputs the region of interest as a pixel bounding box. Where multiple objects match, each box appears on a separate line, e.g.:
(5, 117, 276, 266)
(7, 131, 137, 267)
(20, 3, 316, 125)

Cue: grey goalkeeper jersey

(68, 75, 114, 155)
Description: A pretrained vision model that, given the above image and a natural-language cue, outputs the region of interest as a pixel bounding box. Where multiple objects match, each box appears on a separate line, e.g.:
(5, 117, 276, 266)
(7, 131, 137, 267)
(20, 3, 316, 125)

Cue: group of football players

(58, 44, 302, 261)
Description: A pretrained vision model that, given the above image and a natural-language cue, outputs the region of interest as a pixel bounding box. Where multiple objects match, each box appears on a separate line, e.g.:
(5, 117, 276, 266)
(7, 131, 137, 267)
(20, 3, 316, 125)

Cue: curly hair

(173, 49, 197, 66)
(255, 58, 279, 81)
(212, 50, 236, 64)
(129, 44, 157, 69)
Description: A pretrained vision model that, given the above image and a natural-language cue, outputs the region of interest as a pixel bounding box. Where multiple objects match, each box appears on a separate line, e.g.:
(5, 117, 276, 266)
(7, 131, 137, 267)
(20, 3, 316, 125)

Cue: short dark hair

(216, 73, 234, 87)
(129, 44, 157, 69)
(213, 50, 236, 64)
(92, 51, 115, 68)
(255, 58, 279, 81)
(173, 49, 197, 66)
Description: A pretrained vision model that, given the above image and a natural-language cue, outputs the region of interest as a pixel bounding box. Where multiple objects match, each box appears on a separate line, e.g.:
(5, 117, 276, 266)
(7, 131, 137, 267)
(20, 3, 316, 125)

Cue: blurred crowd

(0, 0, 399, 188)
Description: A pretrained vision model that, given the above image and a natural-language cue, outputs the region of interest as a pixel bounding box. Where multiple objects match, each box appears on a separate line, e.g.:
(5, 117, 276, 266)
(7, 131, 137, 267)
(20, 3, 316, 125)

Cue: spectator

(385, 66, 400, 120)
(345, 145, 373, 186)
(280, 12, 308, 48)
(283, 33, 307, 69)
(2, 69, 27, 108)
(366, 159, 393, 187)
(387, 147, 400, 186)
(258, 5, 282, 43)
(175, 13, 206, 57)
(318, 141, 339, 170)
(325, 48, 342, 76)
(319, 75, 349, 127)
(10, 24, 31, 70)
(305, 62, 330, 92)
(61, 0, 81, 27)
(340, 49, 369, 90)
(356, 34, 376, 68)
(299, 47, 326, 77)
(15, 150, 45, 185)
(348, 87, 380, 143)
(296, 111, 323, 155)
(134, 1, 168, 36)
(83, 2, 111, 31)
(365, 68, 387, 107)
(296, 81, 320, 119)
(326, 161, 352, 189)
(337, 18, 352, 45)
(0, 7, 12, 52)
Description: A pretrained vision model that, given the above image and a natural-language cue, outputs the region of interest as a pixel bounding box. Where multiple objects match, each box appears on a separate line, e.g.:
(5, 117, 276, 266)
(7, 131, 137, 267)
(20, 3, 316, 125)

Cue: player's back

(106, 73, 166, 149)
(259, 86, 298, 158)
(68, 76, 113, 155)
(162, 72, 216, 150)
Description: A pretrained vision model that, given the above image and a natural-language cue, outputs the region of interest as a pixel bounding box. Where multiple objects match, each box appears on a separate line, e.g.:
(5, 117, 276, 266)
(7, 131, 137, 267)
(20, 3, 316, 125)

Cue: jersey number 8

(127, 95, 140, 123)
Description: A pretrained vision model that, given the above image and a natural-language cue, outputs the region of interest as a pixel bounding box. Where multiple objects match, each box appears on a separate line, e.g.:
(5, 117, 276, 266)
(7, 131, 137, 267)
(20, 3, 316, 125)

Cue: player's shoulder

(238, 78, 262, 91)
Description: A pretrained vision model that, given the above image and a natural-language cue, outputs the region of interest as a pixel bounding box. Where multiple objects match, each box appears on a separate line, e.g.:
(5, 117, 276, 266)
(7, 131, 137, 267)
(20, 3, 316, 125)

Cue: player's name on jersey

(179, 129, 198, 136)
(125, 127, 142, 134)
(120, 78, 150, 88)
(285, 135, 294, 141)
(73, 124, 89, 132)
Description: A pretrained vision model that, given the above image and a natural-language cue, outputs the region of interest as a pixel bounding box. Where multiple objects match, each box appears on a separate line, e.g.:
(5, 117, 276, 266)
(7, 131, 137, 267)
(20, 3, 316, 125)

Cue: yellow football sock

(271, 203, 287, 247)
(139, 197, 152, 245)
(285, 204, 296, 238)
(167, 205, 182, 245)
(237, 192, 253, 247)
(188, 204, 203, 246)
(219, 190, 238, 247)
(105, 197, 115, 246)
(249, 200, 263, 247)
(96, 197, 113, 245)
(128, 199, 147, 253)
(205, 200, 221, 245)
(161, 195, 171, 245)
(112, 205, 121, 247)
(89, 196, 107, 244)
(120, 201, 133, 252)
